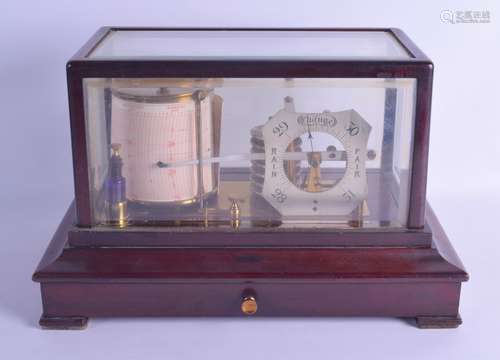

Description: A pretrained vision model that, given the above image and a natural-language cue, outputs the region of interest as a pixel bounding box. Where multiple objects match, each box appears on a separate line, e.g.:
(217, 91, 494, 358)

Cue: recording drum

(110, 87, 222, 205)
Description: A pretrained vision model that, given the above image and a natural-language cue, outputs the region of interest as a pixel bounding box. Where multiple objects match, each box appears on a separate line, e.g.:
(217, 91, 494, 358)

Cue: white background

(1, 0, 499, 359)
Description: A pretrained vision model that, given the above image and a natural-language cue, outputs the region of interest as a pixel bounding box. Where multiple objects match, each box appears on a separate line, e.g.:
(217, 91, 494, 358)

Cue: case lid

(88, 29, 411, 60)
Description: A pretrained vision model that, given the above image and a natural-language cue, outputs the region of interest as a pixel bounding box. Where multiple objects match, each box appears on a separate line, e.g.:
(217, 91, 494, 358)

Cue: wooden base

(39, 315, 88, 330)
(415, 315, 462, 329)
(33, 201, 467, 330)
(38, 315, 463, 330)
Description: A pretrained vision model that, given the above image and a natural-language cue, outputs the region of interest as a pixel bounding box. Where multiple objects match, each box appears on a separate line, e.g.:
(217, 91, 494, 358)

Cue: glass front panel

(83, 78, 416, 229)
(88, 30, 411, 59)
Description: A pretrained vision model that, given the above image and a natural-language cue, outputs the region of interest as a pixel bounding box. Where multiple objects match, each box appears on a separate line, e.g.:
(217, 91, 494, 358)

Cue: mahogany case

(33, 27, 467, 329)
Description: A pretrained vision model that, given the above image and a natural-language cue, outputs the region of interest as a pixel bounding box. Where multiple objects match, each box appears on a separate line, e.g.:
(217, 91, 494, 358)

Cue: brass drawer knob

(241, 296, 258, 315)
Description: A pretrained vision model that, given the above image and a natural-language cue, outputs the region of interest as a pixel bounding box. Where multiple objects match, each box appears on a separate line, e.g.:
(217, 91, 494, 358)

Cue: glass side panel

(83, 78, 416, 229)
(88, 30, 411, 59)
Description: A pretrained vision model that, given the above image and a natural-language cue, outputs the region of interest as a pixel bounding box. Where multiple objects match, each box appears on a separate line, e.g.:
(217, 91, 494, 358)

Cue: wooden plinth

(33, 201, 467, 329)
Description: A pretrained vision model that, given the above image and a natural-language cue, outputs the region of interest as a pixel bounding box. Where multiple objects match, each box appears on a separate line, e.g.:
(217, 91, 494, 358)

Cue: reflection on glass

(89, 30, 411, 59)
(84, 78, 416, 229)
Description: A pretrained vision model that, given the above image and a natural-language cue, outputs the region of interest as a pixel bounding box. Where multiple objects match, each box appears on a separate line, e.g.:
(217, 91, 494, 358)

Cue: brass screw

(241, 296, 258, 315)
(230, 198, 241, 229)
(110, 143, 121, 156)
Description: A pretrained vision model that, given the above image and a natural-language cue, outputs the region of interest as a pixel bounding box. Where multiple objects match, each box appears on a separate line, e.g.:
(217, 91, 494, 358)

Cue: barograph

(33, 27, 467, 329)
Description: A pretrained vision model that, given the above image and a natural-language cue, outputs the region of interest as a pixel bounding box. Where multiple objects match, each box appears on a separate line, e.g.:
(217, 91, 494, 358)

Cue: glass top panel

(88, 30, 411, 59)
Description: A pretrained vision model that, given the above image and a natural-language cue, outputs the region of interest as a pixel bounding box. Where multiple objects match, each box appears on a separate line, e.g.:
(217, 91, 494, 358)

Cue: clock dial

(260, 103, 372, 217)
